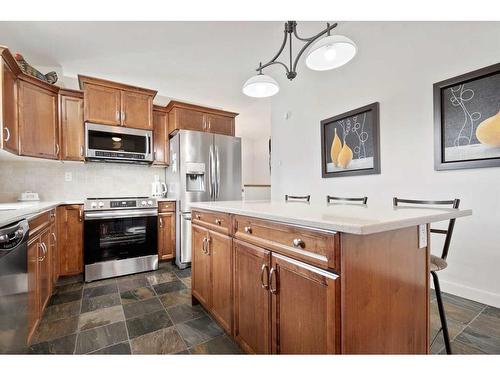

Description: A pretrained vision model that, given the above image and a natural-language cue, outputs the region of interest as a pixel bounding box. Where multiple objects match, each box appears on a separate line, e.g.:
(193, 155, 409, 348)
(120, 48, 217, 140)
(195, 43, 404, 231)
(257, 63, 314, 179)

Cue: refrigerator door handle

(209, 144, 215, 199)
(215, 146, 221, 199)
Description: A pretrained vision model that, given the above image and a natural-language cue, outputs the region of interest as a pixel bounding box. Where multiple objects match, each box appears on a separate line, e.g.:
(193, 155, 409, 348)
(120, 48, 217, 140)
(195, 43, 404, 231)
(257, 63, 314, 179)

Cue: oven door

(84, 209, 158, 265)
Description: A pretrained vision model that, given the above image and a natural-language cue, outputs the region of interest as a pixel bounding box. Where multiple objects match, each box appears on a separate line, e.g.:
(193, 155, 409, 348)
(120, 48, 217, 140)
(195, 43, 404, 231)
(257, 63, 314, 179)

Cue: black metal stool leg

(431, 271, 452, 354)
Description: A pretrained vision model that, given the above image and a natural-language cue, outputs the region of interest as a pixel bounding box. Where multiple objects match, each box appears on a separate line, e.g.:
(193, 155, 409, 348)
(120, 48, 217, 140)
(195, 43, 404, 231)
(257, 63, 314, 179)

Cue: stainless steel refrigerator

(165, 130, 242, 269)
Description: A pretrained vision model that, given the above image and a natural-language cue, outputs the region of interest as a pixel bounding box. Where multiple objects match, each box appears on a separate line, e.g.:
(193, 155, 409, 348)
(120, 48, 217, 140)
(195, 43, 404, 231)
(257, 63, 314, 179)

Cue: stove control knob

(141, 200, 147, 206)
(147, 200, 153, 206)
(91, 202, 97, 209)
(98, 201, 104, 208)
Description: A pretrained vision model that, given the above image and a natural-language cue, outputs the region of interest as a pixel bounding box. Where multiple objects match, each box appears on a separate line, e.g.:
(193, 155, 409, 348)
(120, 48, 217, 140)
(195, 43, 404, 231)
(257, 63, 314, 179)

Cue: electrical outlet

(418, 224, 427, 248)
(65, 172, 72, 182)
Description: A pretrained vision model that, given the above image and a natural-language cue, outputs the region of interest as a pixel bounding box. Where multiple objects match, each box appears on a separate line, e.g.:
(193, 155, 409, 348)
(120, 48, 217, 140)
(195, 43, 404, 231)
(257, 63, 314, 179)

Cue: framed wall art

(434, 63, 500, 170)
(321, 102, 380, 178)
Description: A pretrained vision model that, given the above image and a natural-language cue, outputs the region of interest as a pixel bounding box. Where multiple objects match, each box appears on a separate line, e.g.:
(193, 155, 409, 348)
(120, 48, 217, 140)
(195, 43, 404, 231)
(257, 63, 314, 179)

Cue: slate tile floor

(28, 262, 500, 355)
(29, 262, 241, 354)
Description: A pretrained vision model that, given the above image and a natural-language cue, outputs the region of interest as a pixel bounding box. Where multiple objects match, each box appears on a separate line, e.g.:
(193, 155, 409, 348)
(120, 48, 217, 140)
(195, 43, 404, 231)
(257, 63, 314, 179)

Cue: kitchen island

(188, 200, 472, 354)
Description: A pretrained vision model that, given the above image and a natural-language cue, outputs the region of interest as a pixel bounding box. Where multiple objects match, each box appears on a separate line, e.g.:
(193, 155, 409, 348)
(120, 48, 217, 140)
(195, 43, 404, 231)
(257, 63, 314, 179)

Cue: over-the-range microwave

(85, 123, 153, 164)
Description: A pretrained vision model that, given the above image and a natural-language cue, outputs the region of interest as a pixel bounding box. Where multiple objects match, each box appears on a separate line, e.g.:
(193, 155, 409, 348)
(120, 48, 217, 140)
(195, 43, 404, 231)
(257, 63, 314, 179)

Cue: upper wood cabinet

(79, 75, 156, 130)
(59, 89, 84, 161)
(57, 204, 84, 276)
(153, 106, 169, 165)
(166, 101, 237, 136)
(1, 48, 20, 154)
(18, 78, 59, 159)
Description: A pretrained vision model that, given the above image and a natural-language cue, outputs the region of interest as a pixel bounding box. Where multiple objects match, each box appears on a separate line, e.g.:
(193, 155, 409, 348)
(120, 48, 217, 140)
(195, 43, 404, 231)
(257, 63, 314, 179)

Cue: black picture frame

(320, 102, 380, 178)
(434, 63, 500, 171)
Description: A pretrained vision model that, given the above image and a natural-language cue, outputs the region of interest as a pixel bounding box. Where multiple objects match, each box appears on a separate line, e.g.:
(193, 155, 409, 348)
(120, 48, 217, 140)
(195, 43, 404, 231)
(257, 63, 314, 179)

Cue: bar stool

(285, 194, 311, 202)
(326, 195, 368, 204)
(393, 197, 460, 354)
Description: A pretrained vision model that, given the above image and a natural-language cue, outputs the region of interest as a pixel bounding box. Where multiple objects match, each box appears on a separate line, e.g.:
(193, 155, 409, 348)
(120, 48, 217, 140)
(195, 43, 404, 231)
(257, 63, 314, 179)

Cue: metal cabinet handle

(208, 119, 211, 130)
(80, 145, 84, 157)
(202, 237, 207, 254)
(269, 267, 278, 294)
(244, 226, 252, 234)
(159, 217, 163, 228)
(55, 143, 60, 155)
(51, 232, 56, 244)
(38, 243, 47, 261)
(292, 238, 305, 249)
(122, 111, 126, 122)
(260, 264, 269, 289)
(4, 127, 10, 142)
(215, 219, 222, 225)
(78, 209, 83, 222)
(116, 110, 120, 122)
(205, 237, 211, 255)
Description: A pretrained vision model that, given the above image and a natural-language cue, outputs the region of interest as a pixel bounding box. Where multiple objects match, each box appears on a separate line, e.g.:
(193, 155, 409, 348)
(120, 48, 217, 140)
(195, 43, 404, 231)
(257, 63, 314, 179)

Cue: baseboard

(432, 278, 500, 308)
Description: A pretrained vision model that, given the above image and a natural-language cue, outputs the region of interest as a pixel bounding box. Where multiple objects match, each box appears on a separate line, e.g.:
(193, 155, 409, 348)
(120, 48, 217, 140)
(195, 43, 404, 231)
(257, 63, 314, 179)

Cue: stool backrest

(393, 197, 460, 260)
(285, 194, 311, 203)
(327, 195, 368, 204)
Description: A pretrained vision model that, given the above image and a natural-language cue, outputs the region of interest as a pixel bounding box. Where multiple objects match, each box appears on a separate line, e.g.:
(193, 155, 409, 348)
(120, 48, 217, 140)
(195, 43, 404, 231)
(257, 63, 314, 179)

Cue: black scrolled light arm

(255, 21, 338, 80)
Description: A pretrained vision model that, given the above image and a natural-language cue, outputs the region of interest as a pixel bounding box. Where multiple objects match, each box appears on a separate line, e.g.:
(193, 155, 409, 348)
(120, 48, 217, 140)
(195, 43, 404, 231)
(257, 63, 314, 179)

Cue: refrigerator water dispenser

(185, 162, 205, 192)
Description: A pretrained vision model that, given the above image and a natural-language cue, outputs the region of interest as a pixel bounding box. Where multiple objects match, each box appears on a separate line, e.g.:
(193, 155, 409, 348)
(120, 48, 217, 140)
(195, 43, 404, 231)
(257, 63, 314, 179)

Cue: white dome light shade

(305, 35, 357, 71)
(242, 74, 280, 98)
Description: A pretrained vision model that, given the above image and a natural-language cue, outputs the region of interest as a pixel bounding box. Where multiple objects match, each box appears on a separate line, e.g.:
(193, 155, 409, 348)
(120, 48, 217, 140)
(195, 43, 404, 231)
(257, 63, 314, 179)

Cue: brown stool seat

(430, 255, 448, 272)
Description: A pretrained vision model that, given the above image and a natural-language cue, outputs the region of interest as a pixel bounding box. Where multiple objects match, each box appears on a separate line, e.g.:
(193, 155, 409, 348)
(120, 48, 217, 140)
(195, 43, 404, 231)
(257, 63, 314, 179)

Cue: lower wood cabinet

(158, 212, 175, 260)
(57, 204, 84, 276)
(192, 224, 233, 334)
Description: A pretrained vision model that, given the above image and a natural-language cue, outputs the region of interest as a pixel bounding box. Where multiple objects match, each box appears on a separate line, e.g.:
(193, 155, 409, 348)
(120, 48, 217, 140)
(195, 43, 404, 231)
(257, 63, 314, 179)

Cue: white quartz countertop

(0, 201, 84, 227)
(189, 200, 472, 235)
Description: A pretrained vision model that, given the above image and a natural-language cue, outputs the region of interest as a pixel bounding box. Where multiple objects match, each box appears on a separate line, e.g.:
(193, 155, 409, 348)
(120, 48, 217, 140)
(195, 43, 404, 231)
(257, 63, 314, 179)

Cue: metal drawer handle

(196, 214, 201, 220)
(260, 264, 269, 290)
(159, 217, 163, 228)
(215, 219, 222, 225)
(269, 267, 278, 295)
(292, 238, 305, 249)
(244, 226, 252, 234)
(51, 233, 56, 243)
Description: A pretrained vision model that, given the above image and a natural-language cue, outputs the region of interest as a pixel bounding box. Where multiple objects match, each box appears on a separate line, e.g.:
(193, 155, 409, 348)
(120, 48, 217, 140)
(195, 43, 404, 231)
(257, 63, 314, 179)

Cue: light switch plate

(65, 172, 72, 182)
(418, 224, 427, 248)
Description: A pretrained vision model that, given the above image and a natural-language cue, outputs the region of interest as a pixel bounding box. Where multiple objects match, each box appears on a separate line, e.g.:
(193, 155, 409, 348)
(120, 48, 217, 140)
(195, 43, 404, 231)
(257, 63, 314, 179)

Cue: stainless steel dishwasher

(0, 219, 29, 354)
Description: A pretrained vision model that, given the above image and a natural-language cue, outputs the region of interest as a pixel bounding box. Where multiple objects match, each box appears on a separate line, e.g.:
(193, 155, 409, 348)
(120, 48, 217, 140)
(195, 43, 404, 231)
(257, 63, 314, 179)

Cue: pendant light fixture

(242, 21, 357, 98)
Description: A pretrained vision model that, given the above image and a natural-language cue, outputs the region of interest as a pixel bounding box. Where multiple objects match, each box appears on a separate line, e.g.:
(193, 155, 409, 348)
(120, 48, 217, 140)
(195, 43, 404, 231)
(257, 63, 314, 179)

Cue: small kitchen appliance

(151, 175, 167, 197)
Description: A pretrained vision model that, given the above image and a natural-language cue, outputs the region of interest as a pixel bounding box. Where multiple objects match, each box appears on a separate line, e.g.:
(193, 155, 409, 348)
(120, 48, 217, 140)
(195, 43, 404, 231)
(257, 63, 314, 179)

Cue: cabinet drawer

(158, 201, 176, 213)
(28, 211, 51, 238)
(192, 210, 230, 235)
(233, 215, 339, 271)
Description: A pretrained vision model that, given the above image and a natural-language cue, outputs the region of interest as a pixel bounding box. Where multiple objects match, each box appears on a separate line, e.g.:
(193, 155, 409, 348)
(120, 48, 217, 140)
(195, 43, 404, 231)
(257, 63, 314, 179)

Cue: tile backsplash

(0, 159, 167, 202)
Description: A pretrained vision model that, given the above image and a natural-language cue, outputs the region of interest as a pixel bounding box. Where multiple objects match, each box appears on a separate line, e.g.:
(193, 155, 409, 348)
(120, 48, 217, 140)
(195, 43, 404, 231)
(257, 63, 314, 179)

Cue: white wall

(241, 136, 271, 185)
(0, 158, 166, 202)
(271, 22, 500, 307)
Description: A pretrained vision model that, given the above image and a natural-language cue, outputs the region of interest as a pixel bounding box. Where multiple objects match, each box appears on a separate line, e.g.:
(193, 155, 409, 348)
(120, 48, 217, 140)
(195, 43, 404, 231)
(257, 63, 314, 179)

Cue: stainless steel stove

(83, 196, 158, 282)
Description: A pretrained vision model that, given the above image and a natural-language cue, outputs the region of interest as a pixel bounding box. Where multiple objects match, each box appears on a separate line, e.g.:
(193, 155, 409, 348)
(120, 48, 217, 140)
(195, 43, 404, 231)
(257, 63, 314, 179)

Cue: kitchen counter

(189, 200, 472, 235)
(0, 201, 84, 227)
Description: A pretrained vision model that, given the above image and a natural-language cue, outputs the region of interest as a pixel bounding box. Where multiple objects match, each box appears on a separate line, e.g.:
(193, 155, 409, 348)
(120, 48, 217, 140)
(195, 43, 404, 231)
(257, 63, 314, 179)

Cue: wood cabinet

(192, 224, 212, 307)
(79, 75, 156, 130)
(57, 205, 84, 276)
(166, 101, 237, 136)
(27, 208, 58, 343)
(233, 240, 271, 354)
(153, 106, 169, 165)
(18, 78, 59, 159)
(1, 49, 20, 154)
(158, 212, 175, 260)
(59, 89, 84, 161)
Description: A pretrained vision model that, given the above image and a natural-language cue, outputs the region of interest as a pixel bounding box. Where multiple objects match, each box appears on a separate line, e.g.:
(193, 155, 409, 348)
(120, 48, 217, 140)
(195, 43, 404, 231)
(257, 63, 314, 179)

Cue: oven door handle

(84, 209, 158, 220)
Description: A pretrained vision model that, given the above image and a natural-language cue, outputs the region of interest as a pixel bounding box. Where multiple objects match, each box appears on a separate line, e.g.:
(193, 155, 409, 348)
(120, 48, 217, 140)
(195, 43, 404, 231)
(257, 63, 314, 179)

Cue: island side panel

(340, 226, 429, 354)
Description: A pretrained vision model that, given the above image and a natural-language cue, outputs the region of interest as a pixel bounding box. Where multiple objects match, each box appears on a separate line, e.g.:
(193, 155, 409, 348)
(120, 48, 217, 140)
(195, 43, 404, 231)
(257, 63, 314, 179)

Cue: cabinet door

(18, 81, 59, 159)
(153, 109, 169, 165)
(121, 91, 153, 129)
(209, 231, 232, 334)
(206, 113, 234, 136)
(39, 229, 52, 312)
(49, 222, 58, 284)
(158, 212, 175, 260)
(57, 205, 83, 276)
(83, 83, 121, 125)
(1, 59, 18, 153)
(192, 224, 211, 307)
(233, 240, 271, 354)
(169, 107, 205, 133)
(60, 94, 84, 161)
(270, 253, 339, 354)
(27, 238, 40, 343)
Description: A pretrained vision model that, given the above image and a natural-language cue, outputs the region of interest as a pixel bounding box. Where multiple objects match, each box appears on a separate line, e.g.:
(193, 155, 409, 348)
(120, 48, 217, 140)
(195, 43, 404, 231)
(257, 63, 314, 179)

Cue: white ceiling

(0, 21, 335, 140)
